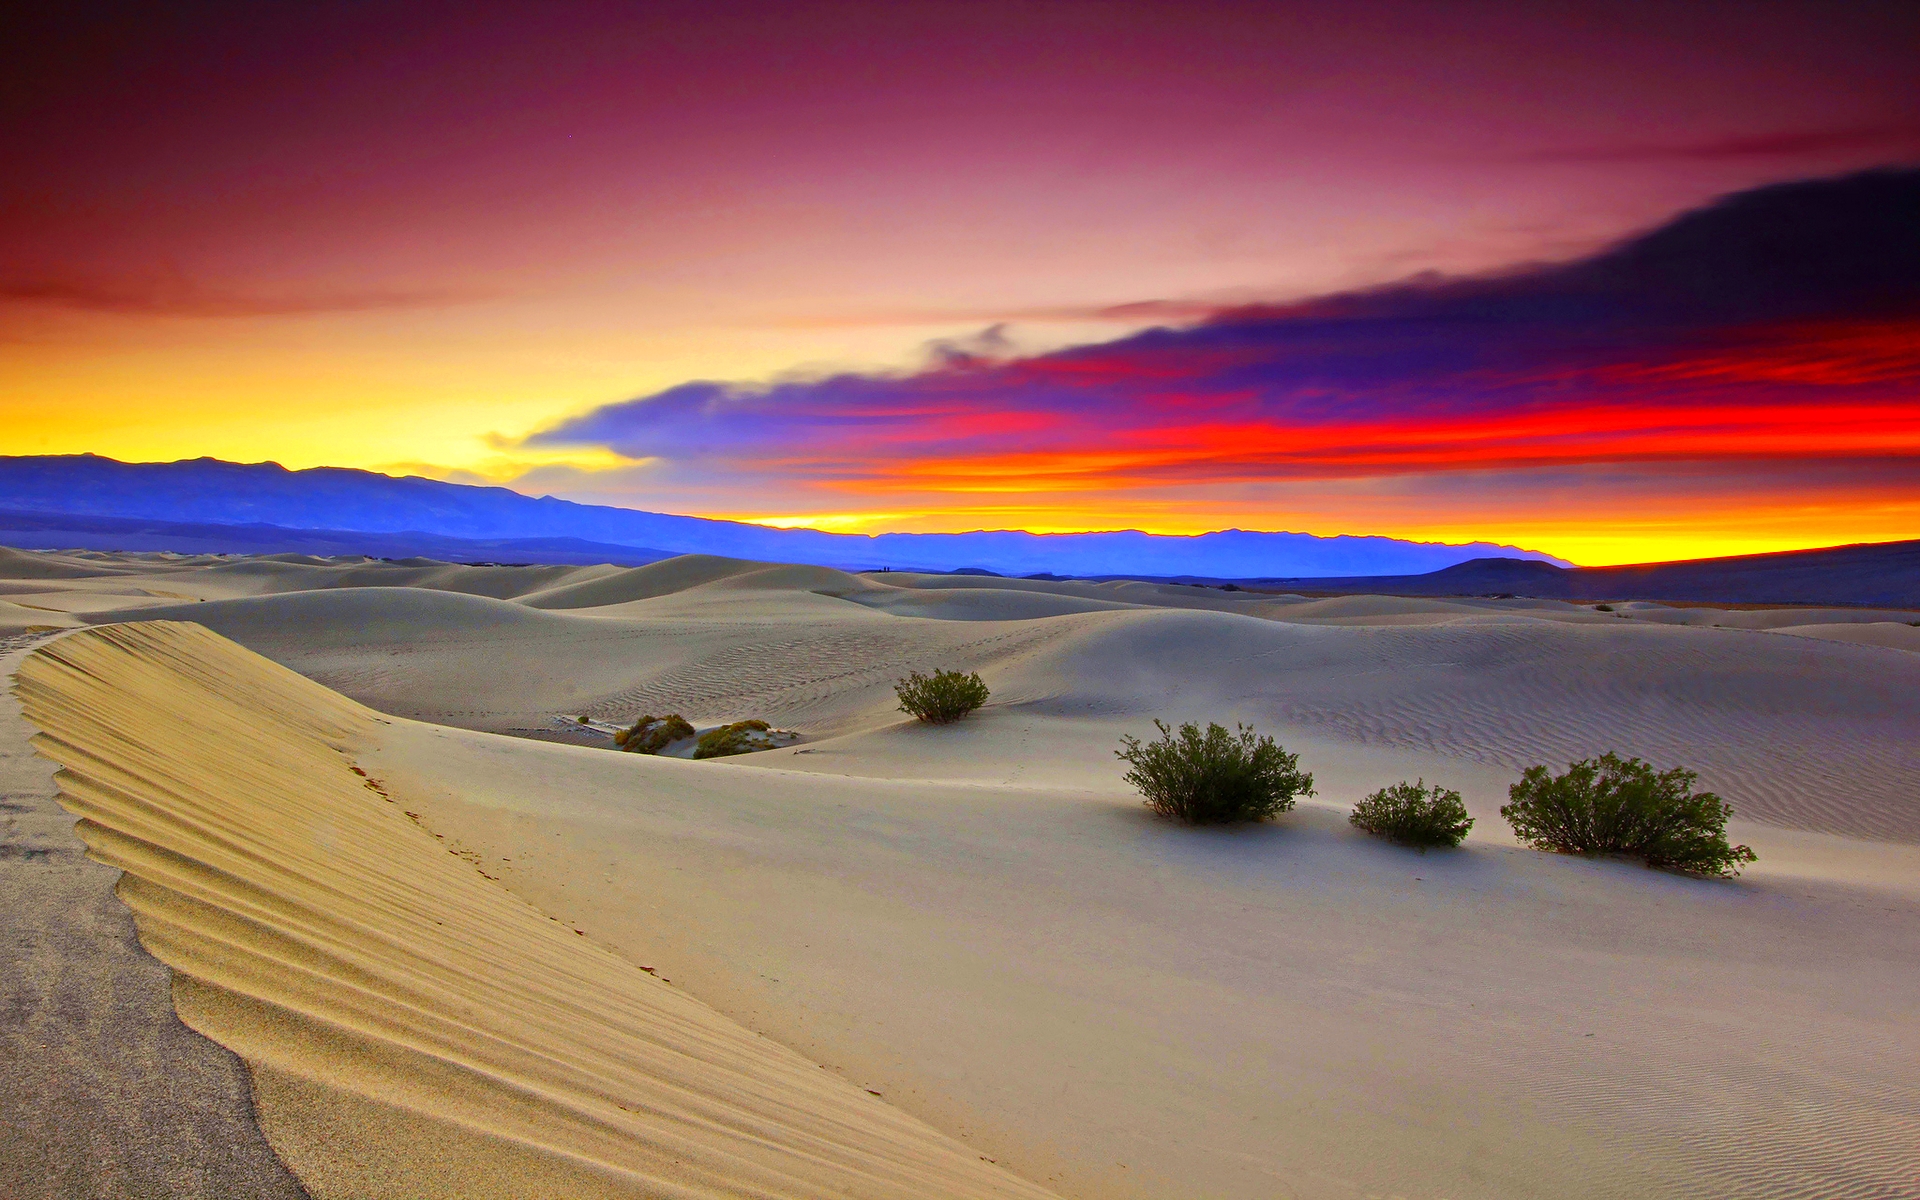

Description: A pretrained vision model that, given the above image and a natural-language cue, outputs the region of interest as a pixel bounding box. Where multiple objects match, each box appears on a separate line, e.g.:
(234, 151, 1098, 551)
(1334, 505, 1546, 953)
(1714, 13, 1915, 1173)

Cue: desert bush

(895, 668, 990, 724)
(1593, 603, 1614, 612)
(1501, 752, 1756, 877)
(1116, 720, 1314, 825)
(1350, 780, 1473, 847)
(693, 719, 774, 759)
(616, 713, 694, 754)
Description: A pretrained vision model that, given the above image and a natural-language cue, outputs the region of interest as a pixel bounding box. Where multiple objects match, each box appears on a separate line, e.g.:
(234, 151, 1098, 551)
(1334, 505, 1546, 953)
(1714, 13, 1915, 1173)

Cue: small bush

(616, 713, 694, 754)
(1593, 603, 1614, 612)
(1501, 752, 1756, 877)
(1351, 780, 1473, 847)
(693, 719, 774, 759)
(895, 669, 989, 724)
(1116, 720, 1314, 825)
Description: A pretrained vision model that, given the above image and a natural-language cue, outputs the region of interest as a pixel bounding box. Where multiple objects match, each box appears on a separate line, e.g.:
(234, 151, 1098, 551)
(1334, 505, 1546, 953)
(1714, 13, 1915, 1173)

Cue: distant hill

(1252, 541, 1920, 608)
(0, 454, 1565, 578)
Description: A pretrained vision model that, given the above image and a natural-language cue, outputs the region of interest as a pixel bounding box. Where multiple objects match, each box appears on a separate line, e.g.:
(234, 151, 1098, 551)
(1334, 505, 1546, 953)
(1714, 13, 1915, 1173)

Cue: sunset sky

(5, 0, 1918, 564)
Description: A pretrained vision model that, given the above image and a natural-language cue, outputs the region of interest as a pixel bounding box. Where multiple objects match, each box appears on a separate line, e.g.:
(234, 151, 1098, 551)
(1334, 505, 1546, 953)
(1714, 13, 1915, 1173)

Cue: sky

(4, 0, 1918, 565)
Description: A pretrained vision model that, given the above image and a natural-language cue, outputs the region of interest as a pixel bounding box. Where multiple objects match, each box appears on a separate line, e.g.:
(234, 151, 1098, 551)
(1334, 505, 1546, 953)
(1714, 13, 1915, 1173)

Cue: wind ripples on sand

(8, 550, 1919, 1198)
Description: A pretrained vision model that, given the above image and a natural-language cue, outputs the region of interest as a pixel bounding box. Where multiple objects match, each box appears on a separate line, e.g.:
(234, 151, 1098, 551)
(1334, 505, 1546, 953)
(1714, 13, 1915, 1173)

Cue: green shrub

(1501, 752, 1756, 877)
(1116, 720, 1314, 825)
(895, 669, 989, 724)
(616, 713, 694, 754)
(693, 719, 774, 759)
(1351, 780, 1473, 847)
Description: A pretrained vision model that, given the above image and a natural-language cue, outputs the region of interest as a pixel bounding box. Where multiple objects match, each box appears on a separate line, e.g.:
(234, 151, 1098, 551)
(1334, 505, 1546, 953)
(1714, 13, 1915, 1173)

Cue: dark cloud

(1226, 166, 1920, 328)
(531, 167, 1920, 487)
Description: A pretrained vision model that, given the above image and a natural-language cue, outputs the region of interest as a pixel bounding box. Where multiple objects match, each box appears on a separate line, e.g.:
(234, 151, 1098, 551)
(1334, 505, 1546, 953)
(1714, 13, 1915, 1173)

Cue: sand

(7, 545, 1920, 1199)
(16, 623, 1060, 1199)
(1768, 621, 1920, 652)
(0, 632, 309, 1200)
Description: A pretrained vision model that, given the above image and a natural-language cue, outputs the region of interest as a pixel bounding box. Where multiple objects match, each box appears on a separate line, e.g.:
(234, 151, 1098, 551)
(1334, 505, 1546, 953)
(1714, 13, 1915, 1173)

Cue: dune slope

(0, 632, 308, 1200)
(14, 622, 1056, 1200)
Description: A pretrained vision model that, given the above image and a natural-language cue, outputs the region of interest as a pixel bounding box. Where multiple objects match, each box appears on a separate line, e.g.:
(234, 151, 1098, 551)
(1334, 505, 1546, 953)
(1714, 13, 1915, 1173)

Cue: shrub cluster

(895, 668, 990, 724)
(1350, 780, 1473, 847)
(693, 719, 775, 759)
(1116, 719, 1314, 825)
(614, 713, 694, 754)
(1500, 752, 1756, 877)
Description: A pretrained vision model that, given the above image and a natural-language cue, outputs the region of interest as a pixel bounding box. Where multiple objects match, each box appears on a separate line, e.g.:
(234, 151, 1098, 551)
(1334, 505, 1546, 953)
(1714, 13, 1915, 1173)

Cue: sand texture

(8, 546, 1920, 1198)
(14, 622, 1059, 1200)
(0, 632, 309, 1200)
(74, 553, 1918, 843)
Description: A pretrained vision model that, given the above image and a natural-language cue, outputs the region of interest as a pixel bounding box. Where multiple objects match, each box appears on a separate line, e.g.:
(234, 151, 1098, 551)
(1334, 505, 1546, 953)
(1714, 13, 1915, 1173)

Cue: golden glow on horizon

(381, 446, 648, 485)
(743, 512, 916, 532)
(8, 304, 1914, 571)
(705, 500, 1920, 567)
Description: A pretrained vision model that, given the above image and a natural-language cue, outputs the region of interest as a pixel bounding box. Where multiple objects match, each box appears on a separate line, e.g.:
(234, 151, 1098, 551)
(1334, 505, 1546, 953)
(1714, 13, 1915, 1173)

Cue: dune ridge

(0, 631, 309, 1200)
(14, 622, 1058, 1200)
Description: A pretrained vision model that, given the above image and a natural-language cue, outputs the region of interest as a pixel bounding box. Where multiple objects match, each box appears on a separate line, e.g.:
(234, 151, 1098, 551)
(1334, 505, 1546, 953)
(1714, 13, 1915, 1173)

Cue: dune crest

(14, 622, 1057, 1200)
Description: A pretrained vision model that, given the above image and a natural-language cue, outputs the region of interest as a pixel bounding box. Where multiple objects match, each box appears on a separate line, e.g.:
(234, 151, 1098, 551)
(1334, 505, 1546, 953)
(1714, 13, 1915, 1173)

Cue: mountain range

(0, 455, 1565, 577)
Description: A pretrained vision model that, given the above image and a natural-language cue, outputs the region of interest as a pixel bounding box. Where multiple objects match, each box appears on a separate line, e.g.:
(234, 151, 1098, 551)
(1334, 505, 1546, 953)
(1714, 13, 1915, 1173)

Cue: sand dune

(197, 556, 614, 600)
(17, 617, 1919, 1199)
(89, 567, 1916, 843)
(0, 632, 307, 1200)
(844, 584, 1147, 621)
(16, 623, 1059, 1199)
(27, 543, 1915, 843)
(1, 545, 624, 604)
(1608, 601, 1920, 628)
(520, 555, 872, 610)
(9, 548, 1920, 1198)
(1009, 608, 1920, 841)
(0, 600, 81, 634)
(371, 714, 1920, 1200)
(126, 585, 582, 643)
(0, 546, 109, 580)
(1767, 621, 1920, 652)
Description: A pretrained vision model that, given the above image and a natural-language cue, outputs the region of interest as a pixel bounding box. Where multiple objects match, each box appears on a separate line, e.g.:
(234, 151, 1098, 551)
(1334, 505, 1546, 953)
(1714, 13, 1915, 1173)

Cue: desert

(5, 545, 1917, 1199)
(9, 8, 1920, 1195)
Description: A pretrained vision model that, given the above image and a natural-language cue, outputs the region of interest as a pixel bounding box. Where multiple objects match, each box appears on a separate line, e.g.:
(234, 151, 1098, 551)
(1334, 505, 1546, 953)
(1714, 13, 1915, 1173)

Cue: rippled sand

(7, 546, 1918, 1198)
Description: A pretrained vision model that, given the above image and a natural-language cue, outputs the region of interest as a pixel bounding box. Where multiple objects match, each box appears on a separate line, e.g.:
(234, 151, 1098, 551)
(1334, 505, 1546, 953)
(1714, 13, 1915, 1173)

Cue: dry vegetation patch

(1117, 720, 1314, 825)
(614, 713, 695, 753)
(1502, 752, 1756, 877)
(895, 668, 990, 724)
(1351, 780, 1474, 847)
(694, 719, 787, 759)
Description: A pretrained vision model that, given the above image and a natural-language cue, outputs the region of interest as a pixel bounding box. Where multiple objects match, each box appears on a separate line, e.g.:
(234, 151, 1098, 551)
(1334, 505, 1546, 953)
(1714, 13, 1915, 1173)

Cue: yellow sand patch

(15, 622, 1056, 1200)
